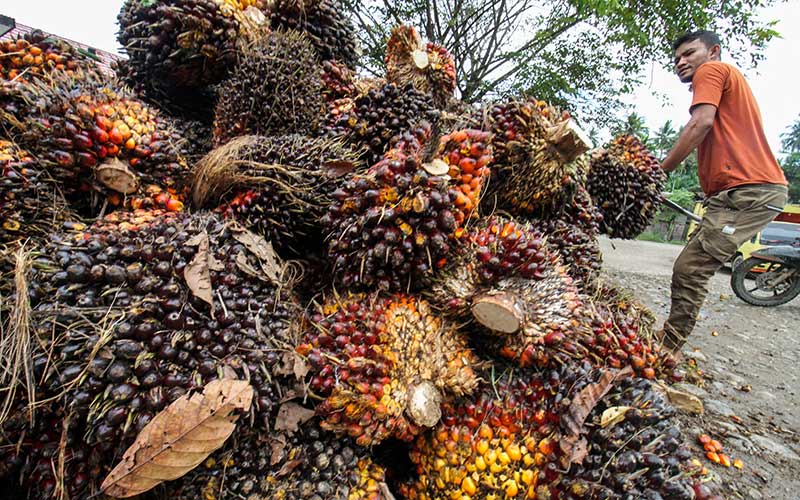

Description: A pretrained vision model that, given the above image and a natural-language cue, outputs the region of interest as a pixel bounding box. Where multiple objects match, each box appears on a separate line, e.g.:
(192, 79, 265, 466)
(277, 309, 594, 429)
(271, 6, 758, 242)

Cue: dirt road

(599, 237, 800, 500)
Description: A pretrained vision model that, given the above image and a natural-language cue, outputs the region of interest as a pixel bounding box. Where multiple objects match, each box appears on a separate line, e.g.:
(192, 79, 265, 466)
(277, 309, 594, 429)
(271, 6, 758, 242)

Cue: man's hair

(672, 30, 722, 52)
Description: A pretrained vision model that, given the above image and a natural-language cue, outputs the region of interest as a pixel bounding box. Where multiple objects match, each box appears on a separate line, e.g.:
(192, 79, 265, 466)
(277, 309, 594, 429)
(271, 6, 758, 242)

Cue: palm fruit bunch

(531, 186, 604, 285)
(323, 83, 441, 166)
(426, 215, 558, 320)
(297, 292, 478, 446)
(193, 134, 364, 256)
(385, 25, 457, 108)
(399, 363, 572, 500)
(0, 30, 94, 83)
(438, 129, 493, 225)
(269, 0, 359, 68)
(563, 376, 700, 500)
(0, 71, 190, 214)
(169, 424, 390, 499)
(587, 135, 666, 239)
(484, 98, 591, 215)
(213, 29, 324, 146)
(1, 210, 302, 499)
(321, 59, 358, 102)
(167, 114, 215, 163)
(0, 139, 73, 245)
(116, 0, 270, 110)
(322, 125, 468, 290)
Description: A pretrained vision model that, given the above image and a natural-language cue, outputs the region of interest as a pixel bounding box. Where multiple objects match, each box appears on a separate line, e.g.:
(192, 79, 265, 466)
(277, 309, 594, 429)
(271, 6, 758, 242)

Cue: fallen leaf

(711, 330, 719, 337)
(292, 354, 310, 380)
(738, 384, 752, 392)
(231, 225, 282, 283)
(322, 160, 359, 178)
(274, 402, 315, 433)
(561, 366, 633, 438)
(269, 434, 288, 466)
(276, 458, 303, 478)
(558, 435, 589, 465)
(184, 231, 222, 311)
(658, 383, 704, 415)
(600, 406, 633, 428)
(101, 379, 253, 498)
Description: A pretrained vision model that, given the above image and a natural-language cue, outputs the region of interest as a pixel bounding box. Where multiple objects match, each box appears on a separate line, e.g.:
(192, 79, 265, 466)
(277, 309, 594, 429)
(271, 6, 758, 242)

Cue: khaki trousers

(663, 184, 788, 349)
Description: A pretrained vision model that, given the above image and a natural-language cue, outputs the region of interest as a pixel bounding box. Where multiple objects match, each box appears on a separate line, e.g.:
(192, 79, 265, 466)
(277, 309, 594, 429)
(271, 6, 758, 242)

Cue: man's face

(673, 39, 718, 83)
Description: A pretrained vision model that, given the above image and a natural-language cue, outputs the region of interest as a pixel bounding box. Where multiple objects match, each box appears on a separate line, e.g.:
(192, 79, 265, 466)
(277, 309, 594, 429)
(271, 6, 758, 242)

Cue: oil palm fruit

(0, 140, 75, 245)
(322, 126, 478, 290)
(169, 424, 390, 499)
(323, 83, 441, 166)
(385, 25, 457, 108)
(321, 59, 358, 102)
(426, 215, 559, 322)
(213, 29, 324, 145)
(530, 186, 604, 285)
(297, 292, 478, 446)
(438, 129, 493, 225)
(0, 71, 190, 215)
(400, 363, 572, 500)
(117, 0, 270, 110)
(167, 113, 215, 163)
(587, 135, 666, 239)
(563, 376, 699, 500)
(484, 98, 591, 215)
(2, 210, 302, 499)
(0, 30, 94, 83)
(269, 0, 359, 68)
(193, 134, 365, 257)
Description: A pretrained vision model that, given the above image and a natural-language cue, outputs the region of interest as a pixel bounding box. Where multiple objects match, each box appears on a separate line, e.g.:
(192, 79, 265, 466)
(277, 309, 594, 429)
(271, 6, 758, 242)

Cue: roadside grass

(637, 232, 686, 245)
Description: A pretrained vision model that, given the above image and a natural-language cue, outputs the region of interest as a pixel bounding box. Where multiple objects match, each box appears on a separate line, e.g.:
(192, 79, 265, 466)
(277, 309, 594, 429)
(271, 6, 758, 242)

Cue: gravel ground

(599, 236, 800, 500)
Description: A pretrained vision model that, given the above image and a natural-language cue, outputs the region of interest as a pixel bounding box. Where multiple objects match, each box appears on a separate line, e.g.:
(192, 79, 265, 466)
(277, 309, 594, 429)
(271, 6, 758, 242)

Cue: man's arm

(660, 104, 717, 173)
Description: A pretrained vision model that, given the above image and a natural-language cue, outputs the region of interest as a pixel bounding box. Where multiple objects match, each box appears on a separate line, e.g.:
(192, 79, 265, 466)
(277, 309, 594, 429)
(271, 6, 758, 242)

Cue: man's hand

(660, 104, 717, 173)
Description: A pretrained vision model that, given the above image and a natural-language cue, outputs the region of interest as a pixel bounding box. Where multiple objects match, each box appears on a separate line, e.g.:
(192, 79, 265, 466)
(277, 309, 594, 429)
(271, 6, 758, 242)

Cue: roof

(0, 16, 124, 75)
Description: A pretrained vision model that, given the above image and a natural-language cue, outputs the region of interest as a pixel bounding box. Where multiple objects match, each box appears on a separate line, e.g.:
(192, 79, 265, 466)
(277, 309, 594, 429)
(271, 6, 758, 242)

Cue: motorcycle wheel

(730, 257, 800, 307)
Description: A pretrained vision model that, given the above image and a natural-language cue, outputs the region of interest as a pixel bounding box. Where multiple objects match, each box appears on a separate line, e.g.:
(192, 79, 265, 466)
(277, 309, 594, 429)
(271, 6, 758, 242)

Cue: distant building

(0, 14, 122, 74)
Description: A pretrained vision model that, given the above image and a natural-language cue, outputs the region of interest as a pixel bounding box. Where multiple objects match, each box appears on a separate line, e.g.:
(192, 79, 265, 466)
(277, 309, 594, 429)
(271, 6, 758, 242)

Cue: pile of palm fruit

(0, 3, 722, 500)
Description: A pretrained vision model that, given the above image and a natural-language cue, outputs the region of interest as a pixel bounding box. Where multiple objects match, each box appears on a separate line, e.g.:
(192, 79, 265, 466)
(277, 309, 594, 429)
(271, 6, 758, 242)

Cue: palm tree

(652, 120, 677, 158)
(612, 112, 650, 144)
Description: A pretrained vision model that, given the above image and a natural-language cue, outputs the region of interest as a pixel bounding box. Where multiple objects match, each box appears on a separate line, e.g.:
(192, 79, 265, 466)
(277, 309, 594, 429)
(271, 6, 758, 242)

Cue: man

(658, 30, 788, 352)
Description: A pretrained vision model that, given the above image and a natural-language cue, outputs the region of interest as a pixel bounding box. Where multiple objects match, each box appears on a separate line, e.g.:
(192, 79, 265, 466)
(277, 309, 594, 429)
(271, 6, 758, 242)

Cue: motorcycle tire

(731, 257, 800, 307)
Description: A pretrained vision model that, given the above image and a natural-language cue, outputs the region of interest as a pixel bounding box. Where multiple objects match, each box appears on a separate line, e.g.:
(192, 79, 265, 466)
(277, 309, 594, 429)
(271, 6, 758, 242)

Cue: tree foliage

(780, 115, 800, 202)
(344, 0, 780, 124)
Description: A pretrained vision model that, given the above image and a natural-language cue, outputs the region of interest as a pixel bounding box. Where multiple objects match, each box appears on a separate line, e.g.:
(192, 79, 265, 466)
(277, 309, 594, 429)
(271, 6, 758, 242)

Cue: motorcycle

(658, 194, 800, 307)
(730, 243, 800, 306)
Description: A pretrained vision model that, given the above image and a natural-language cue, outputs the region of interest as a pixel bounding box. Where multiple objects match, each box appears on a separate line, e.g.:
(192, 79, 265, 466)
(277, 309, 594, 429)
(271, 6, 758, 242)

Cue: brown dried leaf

(293, 354, 310, 380)
(562, 366, 633, 438)
(101, 379, 253, 498)
(184, 231, 222, 311)
(322, 160, 359, 178)
(600, 406, 633, 428)
(276, 458, 303, 478)
(269, 434, 288, 466)
(559, 436, 589, 465)
(274, 402, 315, 433)
(231, 225, 282, 283)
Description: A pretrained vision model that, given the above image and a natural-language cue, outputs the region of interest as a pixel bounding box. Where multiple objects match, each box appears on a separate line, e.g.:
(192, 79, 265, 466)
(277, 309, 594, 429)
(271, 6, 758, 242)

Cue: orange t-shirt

(690, 61, 787, 196)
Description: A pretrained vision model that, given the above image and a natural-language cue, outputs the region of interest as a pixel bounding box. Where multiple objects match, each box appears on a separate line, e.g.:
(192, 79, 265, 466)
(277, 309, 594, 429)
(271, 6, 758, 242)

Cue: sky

(2, 1, 798, 156)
